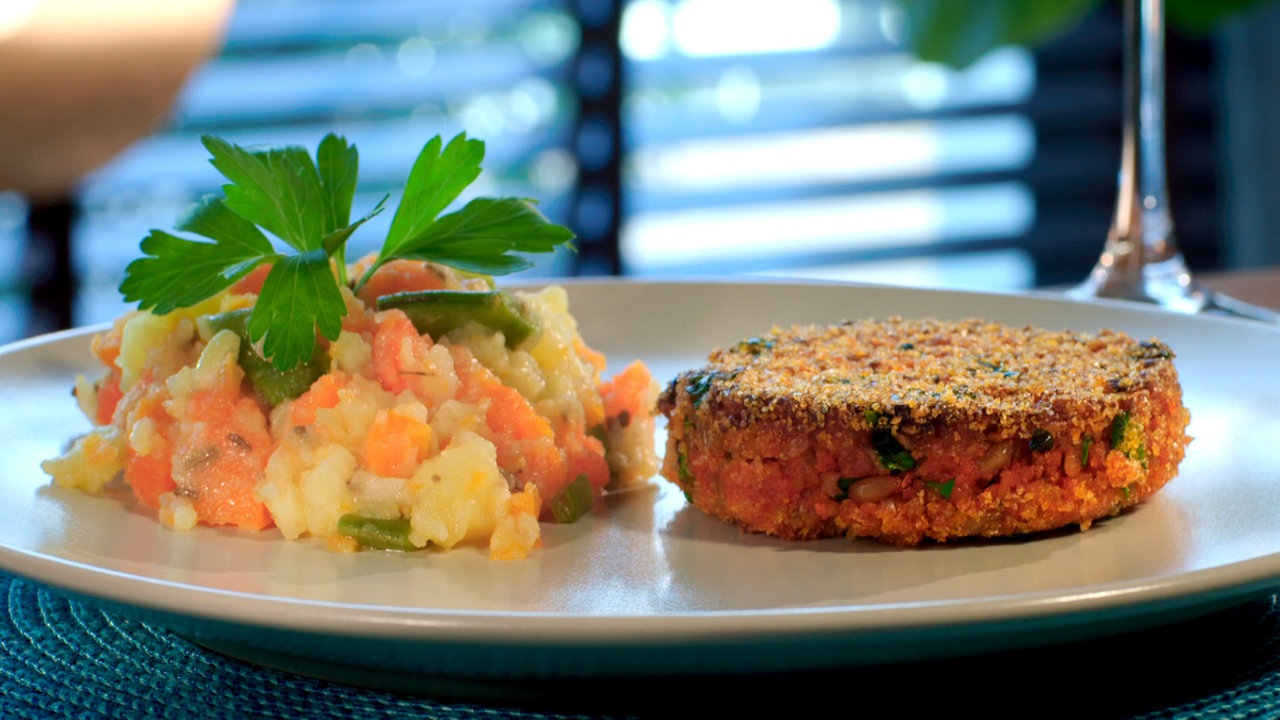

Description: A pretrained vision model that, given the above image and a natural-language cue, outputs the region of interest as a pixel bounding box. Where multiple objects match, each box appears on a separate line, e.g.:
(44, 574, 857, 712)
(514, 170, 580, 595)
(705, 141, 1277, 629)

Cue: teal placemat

(0, 575, 605, 719)
(3, 571, 1280, 719)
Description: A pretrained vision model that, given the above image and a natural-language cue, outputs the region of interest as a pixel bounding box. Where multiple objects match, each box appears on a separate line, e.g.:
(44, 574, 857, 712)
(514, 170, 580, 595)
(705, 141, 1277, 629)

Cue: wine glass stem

(1117, 0, 1173, 265)
(1075, 0, 1201, 308)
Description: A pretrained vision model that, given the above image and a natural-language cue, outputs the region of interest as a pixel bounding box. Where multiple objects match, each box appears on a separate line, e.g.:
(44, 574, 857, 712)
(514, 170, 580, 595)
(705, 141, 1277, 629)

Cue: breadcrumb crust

(657, 318, 1191, 545)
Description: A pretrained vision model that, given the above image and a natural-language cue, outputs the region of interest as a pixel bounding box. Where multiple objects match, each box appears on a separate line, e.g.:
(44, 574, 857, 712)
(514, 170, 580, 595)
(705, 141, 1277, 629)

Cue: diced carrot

(155, 350, 276, 531)
(289, 372, 347, 427)
(80, 431, 121, 467)
(357, 259, 451, 305)
(90, 315, 129, 368)
(599, 360, 656, 424)
(489, 484, 542, 561)
(230, 263, 272, 295)
(176, 392, 275, 531)
(125, 451, 175, 510)
(509, 484, 541, 517)
(340, 299, 379, 337)
(573, 337, 606, 374)
(450, 344, 568, 503)
(362, 408, 433, 478)
(486, 383, 566, 498)
(371, 309, 432, 395)
(369, 309, 459, 407)
(95, 371, 124, 426)
(484, 384, 554, 441)
(562, 423, 610, 493)
(122, 390, 175, 509)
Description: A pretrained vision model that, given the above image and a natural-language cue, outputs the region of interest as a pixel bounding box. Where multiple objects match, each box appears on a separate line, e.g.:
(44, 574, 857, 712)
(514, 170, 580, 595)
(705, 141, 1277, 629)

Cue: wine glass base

(1067, 255, 1205, 311)
(1067, 262, 1279, 323)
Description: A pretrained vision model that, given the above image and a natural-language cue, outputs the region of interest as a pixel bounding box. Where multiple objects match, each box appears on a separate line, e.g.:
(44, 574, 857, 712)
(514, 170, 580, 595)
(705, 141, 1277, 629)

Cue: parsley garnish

(871, 429, 916, 472)
(1029, 429, 1054, 452)
(120, 132, 574, 371)
(924, 478, 956, 499)
(686, 371, 725, 404)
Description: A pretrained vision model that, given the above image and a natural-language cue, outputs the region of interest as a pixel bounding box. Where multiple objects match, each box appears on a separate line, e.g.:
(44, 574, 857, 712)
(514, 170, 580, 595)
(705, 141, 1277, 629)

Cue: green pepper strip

(376, 290, 538, 349)
(206, 308, 327, 405)
(336, 514, 417, 551)
(549, 473, 593, 524)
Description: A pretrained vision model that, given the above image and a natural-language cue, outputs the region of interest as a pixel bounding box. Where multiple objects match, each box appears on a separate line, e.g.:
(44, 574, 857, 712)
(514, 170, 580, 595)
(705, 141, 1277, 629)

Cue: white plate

(1, 280, 1279, 683)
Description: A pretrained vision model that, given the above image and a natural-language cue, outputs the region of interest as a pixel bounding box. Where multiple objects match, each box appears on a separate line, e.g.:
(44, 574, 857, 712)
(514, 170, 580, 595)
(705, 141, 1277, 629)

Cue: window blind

(8, 0, 1223, 343)
(72, 0, 582, 328)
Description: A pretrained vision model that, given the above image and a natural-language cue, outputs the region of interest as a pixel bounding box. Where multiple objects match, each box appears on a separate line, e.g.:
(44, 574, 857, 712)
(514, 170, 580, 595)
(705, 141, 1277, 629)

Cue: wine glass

(1067, 0, 1280, 322)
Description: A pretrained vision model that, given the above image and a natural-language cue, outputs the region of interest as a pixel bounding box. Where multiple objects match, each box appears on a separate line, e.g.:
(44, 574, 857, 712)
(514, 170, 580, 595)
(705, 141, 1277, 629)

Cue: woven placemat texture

(3, 571, 1280, 719)
(0, 575, 609, 720)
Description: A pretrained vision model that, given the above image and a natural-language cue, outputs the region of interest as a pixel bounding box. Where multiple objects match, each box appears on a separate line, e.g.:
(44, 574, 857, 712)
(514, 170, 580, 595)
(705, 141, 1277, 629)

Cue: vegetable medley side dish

(39, 132, 660, 560)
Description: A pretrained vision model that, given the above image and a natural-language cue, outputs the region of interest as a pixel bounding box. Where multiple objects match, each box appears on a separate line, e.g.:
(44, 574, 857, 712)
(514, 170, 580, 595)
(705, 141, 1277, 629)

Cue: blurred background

(2, 0, 1278, 342)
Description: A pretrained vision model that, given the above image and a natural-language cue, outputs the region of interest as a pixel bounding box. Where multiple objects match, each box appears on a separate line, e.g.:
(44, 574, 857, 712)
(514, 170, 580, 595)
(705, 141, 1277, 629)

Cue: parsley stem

(352, 264, 377, 294)
(334, 248, 347, 286)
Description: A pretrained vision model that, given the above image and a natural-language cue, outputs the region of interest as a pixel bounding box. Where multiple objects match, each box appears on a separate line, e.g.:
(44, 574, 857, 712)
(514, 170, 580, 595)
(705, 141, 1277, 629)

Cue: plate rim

(4, 279, 1279, 669)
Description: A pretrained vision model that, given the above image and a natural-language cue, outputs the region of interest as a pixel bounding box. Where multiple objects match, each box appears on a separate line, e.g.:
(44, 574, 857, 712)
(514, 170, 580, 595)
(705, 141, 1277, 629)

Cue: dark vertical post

(570, 0, 623, 275)
(23, 198, 76, 335)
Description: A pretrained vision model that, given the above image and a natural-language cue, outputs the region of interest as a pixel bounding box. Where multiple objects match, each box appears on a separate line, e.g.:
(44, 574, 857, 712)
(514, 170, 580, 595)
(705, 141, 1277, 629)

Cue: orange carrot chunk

(363, 408, 433, 478)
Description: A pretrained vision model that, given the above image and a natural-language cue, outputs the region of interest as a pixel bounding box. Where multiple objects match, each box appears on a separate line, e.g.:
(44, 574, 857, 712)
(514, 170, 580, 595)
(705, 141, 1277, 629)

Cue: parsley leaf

(382, 197, 575, 275)
(924, 478, 956, 499)
(120, 131, 573, 374)
(383, 133, 484, 254)
(871, 429, 916, 472)
(202, 136, 331, 251)
(353, 133, 573, 290)
(248, 250, 346, 370)
(317, 133, 359, 230)
(120, 197, 278, 314)
(316, 134, 360, 281)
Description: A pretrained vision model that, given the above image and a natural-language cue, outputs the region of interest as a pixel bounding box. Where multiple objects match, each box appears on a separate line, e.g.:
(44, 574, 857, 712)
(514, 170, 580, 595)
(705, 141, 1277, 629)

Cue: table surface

(4, 268, 1279, 720)
(1203, 266, 1280, 307)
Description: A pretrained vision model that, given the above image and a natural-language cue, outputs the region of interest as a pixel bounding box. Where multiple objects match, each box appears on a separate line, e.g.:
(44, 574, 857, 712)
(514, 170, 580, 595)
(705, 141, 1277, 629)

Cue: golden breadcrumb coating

(658, 318, 1191, 545)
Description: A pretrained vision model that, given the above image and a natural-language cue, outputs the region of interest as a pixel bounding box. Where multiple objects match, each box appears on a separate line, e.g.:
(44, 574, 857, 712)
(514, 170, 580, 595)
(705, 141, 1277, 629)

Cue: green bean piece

(376, 290, 538, 349)
(549, 473, 593, 524)
(205, 308, 327, 405)
(336, 514, 417, 551)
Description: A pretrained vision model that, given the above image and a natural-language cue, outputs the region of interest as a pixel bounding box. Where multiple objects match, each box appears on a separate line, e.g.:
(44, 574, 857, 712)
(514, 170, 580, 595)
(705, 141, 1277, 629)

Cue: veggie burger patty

(657, 317, 1191, 545)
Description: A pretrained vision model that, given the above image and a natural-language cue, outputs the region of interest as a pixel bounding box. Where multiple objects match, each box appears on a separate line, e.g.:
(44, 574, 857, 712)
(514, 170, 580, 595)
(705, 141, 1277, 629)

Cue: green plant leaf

(389, 198, 576, 275)
(317, 133, 359, 231)
(382, 132, 485, 257)
(896, 0, 1270, 69)
(247, 249, 346, 371)
(320, 195, 389, 257)
(120, 197, 278, 314)
(121, 132, 573, 376)
(1167, 0, 1266, 32)
(897, 0, 1097, 68)
(202, 135, 329, 252)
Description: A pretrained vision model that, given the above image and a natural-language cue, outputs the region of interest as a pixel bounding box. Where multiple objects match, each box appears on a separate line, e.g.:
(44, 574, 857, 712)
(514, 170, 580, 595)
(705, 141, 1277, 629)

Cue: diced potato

(407, 431, 509, 550)
(41, 426, 124, 493)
